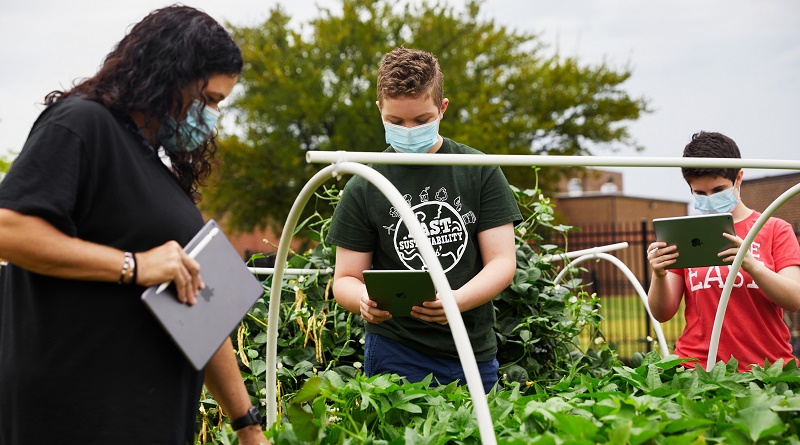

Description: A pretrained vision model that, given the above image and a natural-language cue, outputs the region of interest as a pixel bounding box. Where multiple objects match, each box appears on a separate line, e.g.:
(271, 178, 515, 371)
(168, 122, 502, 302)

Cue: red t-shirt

(670, 211, 800, 371)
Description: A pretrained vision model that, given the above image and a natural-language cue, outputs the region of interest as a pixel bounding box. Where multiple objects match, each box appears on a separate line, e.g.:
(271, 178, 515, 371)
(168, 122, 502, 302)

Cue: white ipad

(362, 270, 436, 316)
(141, 220, 264, 370)
(652, 213, 737, 269)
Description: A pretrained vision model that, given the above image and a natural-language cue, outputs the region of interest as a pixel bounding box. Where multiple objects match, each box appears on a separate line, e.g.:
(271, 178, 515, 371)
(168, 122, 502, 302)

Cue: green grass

(578, 294, 686, 360)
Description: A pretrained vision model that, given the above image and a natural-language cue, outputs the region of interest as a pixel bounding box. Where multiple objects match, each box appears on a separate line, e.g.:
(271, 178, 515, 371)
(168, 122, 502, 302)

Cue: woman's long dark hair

(45, 5, 243, 201)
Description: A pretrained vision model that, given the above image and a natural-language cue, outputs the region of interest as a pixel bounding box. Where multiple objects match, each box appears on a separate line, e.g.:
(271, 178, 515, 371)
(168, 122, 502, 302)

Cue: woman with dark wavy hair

(0, 6, 265, 444)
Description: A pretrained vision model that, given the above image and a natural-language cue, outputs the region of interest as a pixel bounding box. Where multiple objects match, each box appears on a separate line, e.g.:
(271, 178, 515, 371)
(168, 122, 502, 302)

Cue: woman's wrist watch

(231, 406, 262, 431)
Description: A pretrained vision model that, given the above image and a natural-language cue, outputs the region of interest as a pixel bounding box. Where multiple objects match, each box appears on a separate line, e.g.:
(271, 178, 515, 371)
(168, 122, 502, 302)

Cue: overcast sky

(1, 0, 798, 205)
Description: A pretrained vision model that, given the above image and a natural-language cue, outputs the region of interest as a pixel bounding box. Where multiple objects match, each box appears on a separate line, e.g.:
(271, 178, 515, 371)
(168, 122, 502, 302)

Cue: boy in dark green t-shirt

(326, 47, 521, 392)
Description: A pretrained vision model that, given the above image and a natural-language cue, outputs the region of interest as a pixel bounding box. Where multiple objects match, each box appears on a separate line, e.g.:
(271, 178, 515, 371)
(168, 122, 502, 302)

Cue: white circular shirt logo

(393, 200, 468, 272)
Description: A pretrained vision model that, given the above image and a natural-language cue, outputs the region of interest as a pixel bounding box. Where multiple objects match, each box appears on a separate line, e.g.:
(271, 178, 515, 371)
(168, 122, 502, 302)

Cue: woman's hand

(647, 241, 679, 278)
(360, 290, 392, 324)
(136, 241, 203, 305)
(235, 425, 268, 445)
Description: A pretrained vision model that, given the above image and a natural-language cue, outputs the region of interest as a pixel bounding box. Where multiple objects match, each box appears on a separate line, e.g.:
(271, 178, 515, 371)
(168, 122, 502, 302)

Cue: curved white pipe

(543, 242, 629, 263)
(553, 252, 670, 355)
(706, 182, 800, 370)
(307, 150, 800, 170)
(265, 162, 497, 444)
(266, 165, 339, 426)
(247, 267, 331, 276)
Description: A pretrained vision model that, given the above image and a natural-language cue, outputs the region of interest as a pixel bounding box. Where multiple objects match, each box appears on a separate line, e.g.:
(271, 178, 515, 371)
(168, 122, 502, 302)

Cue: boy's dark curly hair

(681, 131, 742, 184)
(45, 5, 243, 201)
(377, 47, 443, 107)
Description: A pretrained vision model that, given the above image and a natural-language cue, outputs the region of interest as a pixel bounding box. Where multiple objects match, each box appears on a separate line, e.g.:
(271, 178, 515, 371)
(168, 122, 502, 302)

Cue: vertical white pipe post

(266, 164, 339, 426)
(266, 162, 497, 445)
(553, 252, 670, 355)
(706, 182, 800, 370)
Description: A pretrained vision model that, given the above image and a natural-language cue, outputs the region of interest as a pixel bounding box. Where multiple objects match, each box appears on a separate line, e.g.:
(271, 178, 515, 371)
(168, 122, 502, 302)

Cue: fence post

(641, 218, 652, 353)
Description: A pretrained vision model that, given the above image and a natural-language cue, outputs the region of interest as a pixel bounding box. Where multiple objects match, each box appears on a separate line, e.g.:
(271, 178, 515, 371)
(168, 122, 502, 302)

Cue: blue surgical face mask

(693, 186, 739, 214)
(159, 99, 220, 153)
(384, 118, 440, 153)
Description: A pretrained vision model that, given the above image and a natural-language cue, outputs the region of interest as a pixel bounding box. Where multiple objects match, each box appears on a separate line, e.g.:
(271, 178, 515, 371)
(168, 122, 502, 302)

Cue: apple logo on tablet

(200, 286, 214, 302)
(691, 238, 703, 247)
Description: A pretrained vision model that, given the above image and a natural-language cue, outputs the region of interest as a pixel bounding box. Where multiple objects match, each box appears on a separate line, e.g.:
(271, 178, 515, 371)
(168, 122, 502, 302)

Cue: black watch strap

(231, 405, 262, 431)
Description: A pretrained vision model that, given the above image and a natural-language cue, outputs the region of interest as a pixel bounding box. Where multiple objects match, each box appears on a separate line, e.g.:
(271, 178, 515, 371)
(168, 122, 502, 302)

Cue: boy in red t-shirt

(647, 131, 800, 371)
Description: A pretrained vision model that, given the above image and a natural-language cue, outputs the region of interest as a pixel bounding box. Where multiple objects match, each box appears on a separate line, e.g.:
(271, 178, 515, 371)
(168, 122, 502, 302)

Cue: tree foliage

(203, 0, 649, 232)
(0, 151, 16, 178)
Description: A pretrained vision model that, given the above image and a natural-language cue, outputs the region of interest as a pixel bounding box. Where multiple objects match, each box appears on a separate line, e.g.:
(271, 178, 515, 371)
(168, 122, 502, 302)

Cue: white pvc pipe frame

(262, 152, 798, 441)
(306, 153, 800, 370)
(265, 162, 497, 445)
(306, 151, 800, 371)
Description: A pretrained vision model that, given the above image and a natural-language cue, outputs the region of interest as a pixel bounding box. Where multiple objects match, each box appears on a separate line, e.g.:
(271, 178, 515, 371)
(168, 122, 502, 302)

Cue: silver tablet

(141, 220, 264, 370)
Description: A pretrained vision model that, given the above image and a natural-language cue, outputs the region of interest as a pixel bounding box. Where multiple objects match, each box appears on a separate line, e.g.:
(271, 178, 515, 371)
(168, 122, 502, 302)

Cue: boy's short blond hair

(377, 47, 443, 107)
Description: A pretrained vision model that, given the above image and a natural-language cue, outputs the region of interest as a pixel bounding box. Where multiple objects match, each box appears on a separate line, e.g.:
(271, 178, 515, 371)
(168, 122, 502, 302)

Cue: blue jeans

(363, 332, 499, 393)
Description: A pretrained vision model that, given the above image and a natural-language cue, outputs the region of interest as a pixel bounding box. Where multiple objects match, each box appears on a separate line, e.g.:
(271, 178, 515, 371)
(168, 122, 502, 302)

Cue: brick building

(741, 172, 800, 234)
(549, 169, 687, 300)
(554, 169, 687, 226)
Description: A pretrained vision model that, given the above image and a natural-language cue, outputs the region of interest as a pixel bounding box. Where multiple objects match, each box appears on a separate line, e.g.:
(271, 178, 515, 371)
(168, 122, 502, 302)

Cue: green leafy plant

(197, 178, 800, 444)
(495, 177, 610, 389)
(197, 187, 363, 439)
(197, 181, 616, 442)
(261, 354, 800, 444)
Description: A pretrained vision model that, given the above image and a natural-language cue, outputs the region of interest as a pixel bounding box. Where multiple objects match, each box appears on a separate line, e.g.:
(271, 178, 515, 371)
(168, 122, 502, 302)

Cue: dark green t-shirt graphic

(393, 186, 470, 272)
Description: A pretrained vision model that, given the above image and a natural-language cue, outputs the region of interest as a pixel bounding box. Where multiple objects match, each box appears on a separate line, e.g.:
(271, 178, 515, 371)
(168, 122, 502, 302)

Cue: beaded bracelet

(118, 252, 134, 285)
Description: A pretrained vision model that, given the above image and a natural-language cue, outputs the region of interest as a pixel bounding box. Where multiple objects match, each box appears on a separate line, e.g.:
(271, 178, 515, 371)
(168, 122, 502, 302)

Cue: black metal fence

(547, 219, 800, 361)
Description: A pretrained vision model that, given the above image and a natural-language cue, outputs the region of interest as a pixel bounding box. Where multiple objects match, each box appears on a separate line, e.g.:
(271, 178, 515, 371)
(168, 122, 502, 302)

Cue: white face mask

(693, 186, 739, 214)
(383, 118, 439, 153)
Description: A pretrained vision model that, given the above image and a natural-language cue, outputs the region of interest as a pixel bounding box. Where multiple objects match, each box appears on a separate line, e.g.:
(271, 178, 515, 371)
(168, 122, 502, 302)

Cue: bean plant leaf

(733, 407, 785, 441)
(286, 404, 317, 442)
(663, 417, 714, 434)
(607, 420, 632, 444)
(403, 428, 442, 445)
(393, 402, 423, 414)
(630, 419, 662, 445)
(552, 412, 599, 441)
(293, 376, 322, 404)
(772, 394, 800, 412)
(719, 427, 752, 445)
(253, 332, 268, 344)
(249, 359, 266, 376)
(320, 370, 346, 389)
(645, 364, 663, 391)
(333, 345, 356, 356)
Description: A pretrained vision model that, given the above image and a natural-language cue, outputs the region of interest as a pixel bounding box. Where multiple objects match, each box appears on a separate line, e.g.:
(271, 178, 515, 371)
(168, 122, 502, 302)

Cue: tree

(0, 151, 16, 180)
(203, 0, 649, 232)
